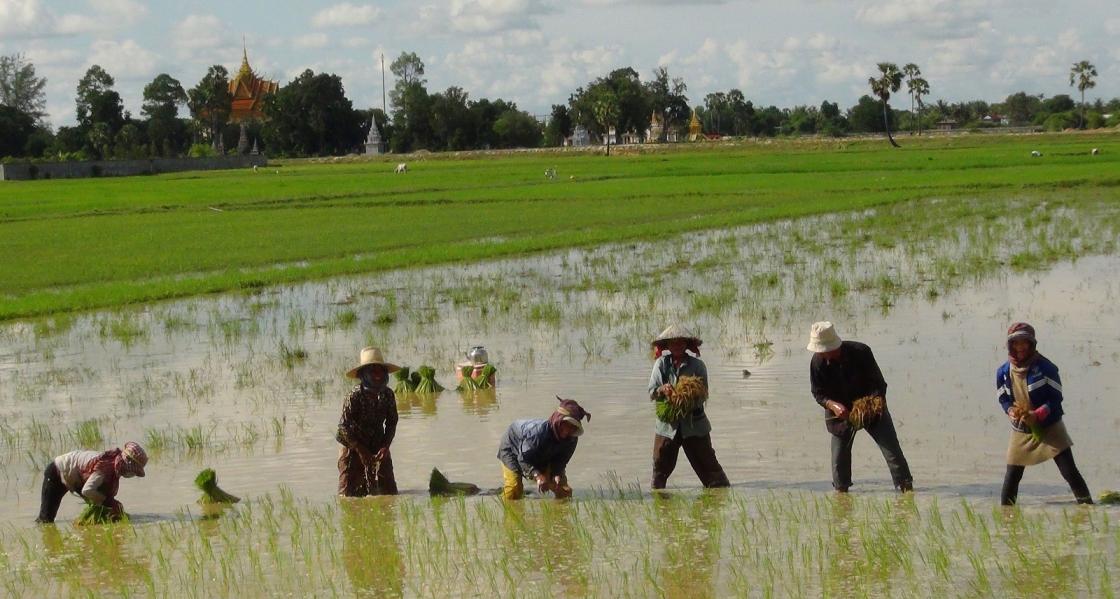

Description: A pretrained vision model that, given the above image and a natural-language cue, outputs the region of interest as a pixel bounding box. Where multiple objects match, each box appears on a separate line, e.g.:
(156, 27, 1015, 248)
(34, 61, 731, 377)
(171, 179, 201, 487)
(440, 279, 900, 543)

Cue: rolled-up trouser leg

(36, 463, 68, 523)
(1053, 448, 1092, 504)
(830, 429, 856, 491)
(681, 434, 730, 488)
(1001, 465, 1025, 505)
(651, 433, 682, 489)
(501, 465, 524, 500)
(866, 410, 913, 490)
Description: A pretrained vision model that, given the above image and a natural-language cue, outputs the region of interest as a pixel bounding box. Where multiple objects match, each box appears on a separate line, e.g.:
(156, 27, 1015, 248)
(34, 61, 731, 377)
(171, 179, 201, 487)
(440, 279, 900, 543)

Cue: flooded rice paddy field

(1, 193, 1119, 596)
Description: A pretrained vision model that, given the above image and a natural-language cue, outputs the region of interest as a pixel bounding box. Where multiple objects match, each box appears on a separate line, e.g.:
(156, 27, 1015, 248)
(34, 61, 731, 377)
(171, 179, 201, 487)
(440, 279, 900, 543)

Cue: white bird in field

(1091, 148, 1100, 155)
(1031, 151, 1042, 157)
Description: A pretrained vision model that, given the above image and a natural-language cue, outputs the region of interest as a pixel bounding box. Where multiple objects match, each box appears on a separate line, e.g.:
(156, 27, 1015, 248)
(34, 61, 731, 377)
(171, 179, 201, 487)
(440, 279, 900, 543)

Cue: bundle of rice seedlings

(195, 468, 241, 504)
(847, 395, 885, 430)
(393, 367, 416, 395)
(428, 468, 481, 496)
(1100, 491, 1120, 505)
(76, 503, 124, 525)
(414, 366, 445, 393)
(474, 364, 497, 389)
(457, 365, 482, 391)
(655, 375, 707, 423)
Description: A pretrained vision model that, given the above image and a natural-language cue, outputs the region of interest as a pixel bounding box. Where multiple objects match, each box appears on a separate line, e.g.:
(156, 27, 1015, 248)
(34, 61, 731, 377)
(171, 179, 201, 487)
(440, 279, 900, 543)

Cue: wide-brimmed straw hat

(650, 324, 702, 347)
(345, 347, 401, 378)
(806, 321, 843, 353)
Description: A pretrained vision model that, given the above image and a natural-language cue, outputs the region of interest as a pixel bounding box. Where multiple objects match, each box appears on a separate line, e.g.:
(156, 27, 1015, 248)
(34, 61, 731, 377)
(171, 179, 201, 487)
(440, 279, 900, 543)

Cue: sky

(1, 0, 1118, 129)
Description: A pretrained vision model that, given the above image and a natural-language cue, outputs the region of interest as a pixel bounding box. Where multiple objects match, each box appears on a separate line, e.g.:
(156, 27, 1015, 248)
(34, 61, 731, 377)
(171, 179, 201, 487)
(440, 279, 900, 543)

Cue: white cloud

(293, 33, 330, 49)
(88, 39, 156, 78)
(0, 0, 44, 34)
(444, 0, 551, 34)
(312, 3, 381, 28)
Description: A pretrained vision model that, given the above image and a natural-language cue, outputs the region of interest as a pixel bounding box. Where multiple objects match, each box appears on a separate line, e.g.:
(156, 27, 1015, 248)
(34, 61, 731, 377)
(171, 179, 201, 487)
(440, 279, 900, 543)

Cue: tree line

(1, 52, 1116, 161)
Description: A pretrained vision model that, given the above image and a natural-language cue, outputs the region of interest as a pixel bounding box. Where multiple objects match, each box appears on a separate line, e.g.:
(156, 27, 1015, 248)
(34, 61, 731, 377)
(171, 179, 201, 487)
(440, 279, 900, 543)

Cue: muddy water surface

(2, 203, 1118, 528)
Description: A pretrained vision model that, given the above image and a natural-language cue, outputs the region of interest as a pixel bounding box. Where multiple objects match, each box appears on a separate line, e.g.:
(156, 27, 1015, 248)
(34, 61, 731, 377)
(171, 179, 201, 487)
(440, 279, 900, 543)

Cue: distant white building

(570, 126, 591, 147)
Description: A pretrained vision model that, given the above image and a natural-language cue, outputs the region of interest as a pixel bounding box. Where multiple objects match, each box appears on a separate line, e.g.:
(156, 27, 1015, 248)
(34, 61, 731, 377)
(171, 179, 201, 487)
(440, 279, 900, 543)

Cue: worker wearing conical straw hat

(337, 347, 400, 496)
(647, 324, 729, 490)
(997, 322, 1092, 505)
(807, 321, 912, 493)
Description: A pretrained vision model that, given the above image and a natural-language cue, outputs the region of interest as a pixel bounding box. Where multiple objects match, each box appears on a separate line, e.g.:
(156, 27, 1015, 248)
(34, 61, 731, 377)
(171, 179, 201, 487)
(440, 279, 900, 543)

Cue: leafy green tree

(817, 100, 847, 136)
(727, 90, 754, 136)
(428, 86, 475, 150)
(868, 62, 903, 147)
(388, 52, 431, 152)
(848, 95, 891, 133)
(114, 122, 146, 159)
(1001, 92, 1041, 125)
(262, 69, 363, 156)
(0, 53, 47, 122)
(492, 109, 542, 148)
(0, 104, 36, 157)
(544, 104, 572, 146)
(143, 74, 188, 156)
(645, 66, 689, 141)
(1069, 60, 1097, 128)
(703, 92, 728, 134)
(87, 121, 113, 159)
(76, 65, 124, 134)
(187, 66, 232, 147)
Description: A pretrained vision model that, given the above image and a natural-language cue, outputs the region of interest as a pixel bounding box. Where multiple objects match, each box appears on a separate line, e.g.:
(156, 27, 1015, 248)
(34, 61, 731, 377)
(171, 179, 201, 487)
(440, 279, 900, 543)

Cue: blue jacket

(497, 419, 577, 479)
(996, 356, 1065, 432)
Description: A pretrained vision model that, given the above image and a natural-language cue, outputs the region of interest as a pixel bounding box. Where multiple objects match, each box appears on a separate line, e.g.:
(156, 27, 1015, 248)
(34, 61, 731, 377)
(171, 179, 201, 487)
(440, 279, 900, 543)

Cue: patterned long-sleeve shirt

(336, 385, 398, 452)
(54, 449, 120, 504)
(648, 354, 712, 439)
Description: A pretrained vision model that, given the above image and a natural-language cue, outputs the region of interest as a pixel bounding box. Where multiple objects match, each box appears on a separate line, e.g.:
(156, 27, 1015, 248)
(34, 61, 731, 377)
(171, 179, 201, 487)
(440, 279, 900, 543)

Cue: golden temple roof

(228, 47, 279, 123)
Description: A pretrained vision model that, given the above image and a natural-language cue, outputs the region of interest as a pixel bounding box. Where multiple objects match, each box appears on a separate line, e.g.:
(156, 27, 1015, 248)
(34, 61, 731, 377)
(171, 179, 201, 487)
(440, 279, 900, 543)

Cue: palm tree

(869, 62, 903, 147)
(1068, 60, 1097, 129)
(593, 93, 620, 156)
(912, 77, 930, 136)
(902, 63, 921, 134)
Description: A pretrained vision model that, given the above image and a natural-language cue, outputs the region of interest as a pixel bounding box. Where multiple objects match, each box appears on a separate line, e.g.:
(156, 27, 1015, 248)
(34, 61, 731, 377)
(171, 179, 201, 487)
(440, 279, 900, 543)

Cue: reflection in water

(340, 497, 404, 598)
(652, 490, 728, 599)
(459, 388, 498, 416)
(395, 391, 440, 416)
(39, 523, 151, 594)
(499, 500, 590, 596)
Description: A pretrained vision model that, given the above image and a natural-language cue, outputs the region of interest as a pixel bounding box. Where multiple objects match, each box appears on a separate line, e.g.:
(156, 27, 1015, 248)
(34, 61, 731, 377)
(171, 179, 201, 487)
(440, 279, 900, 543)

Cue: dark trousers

(830, 409, 912, 491)
(652, 432, 730, 489)
(338, 448, 398, 497)
(1001, 448, 1092, 505)
(37, 462, 68, 523)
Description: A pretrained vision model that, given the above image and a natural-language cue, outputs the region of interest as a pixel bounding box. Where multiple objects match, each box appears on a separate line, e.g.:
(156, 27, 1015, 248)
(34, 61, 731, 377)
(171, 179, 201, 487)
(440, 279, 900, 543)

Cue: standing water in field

(0, 194, 1119, 595)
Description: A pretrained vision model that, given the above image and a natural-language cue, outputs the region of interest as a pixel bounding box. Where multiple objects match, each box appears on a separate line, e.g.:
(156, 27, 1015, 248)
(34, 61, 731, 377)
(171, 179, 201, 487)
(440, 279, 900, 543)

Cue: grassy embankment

(0, 132, 1116, 320)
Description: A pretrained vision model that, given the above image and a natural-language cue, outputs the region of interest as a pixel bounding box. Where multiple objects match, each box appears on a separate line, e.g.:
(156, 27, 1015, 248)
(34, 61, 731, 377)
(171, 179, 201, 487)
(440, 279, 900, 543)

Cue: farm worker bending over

(997, 322, 1092, 505)
(498, 397, 591, 500)
(337, 347, 400, 497)
(648, 324, 730, 490)
(35, 441, 148, 523)
(808, 321, 913, 493)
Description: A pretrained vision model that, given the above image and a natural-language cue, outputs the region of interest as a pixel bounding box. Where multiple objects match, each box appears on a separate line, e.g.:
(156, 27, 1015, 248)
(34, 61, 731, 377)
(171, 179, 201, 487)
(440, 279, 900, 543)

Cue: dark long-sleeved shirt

(810, 341, 887, 423)
(497, 419, 577, 479)
(336, 384, 398, 452)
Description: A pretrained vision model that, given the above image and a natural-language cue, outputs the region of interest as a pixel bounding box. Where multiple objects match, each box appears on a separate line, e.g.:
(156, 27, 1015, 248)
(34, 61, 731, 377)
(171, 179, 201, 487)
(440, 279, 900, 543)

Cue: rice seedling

(655, 375, 707, 423)
(278, 340, 308, 369)
(195, 468, 241, 504)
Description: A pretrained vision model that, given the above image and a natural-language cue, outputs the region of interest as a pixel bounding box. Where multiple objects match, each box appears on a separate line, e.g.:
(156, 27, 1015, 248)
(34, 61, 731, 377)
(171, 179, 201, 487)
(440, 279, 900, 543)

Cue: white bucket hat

(806, 321, 842, 353)
(345, 347, 401, 378)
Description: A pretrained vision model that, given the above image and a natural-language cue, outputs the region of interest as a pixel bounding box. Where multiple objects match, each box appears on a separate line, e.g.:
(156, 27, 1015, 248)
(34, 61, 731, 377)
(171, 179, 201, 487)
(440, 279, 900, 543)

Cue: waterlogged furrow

(1, 492, 1117, 597)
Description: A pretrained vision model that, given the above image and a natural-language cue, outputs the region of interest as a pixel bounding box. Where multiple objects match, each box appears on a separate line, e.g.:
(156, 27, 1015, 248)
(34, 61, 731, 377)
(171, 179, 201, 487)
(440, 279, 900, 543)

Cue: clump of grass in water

(76, 503, 124, 525)
(70, 419, 104, 448)
(278, 340, 308, 369)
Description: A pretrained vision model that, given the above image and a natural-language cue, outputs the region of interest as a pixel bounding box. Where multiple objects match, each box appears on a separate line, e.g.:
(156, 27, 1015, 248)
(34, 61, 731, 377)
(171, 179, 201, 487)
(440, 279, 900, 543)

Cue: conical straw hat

(651, 324, 702, 347)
